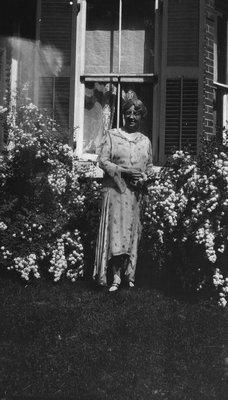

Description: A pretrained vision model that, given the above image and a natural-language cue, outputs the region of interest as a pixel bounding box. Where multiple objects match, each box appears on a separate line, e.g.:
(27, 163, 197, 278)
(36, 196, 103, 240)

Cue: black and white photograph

(0, 1, 228, 399)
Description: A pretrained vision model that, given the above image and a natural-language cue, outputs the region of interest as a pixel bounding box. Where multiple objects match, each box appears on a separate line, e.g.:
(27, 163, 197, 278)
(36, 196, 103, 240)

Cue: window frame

(72, 0, 156, 161)
(213, 12, 228, 136)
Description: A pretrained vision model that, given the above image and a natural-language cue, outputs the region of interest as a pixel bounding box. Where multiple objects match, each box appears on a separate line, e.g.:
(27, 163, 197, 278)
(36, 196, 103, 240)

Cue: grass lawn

(0, 276, 227, 400)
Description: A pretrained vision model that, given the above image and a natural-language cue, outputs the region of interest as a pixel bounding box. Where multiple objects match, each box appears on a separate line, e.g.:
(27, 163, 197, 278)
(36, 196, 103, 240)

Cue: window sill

(78, 153, 98, 162)
(74, 158, 104, 179)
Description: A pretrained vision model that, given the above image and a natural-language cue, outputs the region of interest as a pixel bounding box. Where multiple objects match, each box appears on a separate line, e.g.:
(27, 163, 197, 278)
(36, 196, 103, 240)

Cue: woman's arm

(145, 140, 153, 177)
(98, 132, 127, 193)
(98, 132, 120, 177)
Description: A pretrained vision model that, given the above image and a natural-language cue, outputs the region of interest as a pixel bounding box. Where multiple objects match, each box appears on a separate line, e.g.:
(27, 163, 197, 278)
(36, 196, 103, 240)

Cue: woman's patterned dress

(93, 128, 153, 286)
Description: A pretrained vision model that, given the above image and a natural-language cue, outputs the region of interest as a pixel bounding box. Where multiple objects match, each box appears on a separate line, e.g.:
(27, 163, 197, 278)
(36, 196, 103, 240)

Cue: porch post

(69, 0, 86, 156)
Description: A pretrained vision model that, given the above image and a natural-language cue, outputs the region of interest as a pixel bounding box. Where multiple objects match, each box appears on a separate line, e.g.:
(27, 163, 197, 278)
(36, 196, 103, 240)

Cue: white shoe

(109, 283, 120, 292)
(128, 282, 135, 288)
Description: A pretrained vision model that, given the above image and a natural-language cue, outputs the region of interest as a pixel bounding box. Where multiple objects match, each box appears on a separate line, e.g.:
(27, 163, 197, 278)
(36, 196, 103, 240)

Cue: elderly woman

(93, 98, 153, 292)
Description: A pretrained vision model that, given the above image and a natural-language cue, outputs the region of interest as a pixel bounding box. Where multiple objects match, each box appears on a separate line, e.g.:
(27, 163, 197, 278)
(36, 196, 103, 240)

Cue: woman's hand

(121, 168, 143, 185)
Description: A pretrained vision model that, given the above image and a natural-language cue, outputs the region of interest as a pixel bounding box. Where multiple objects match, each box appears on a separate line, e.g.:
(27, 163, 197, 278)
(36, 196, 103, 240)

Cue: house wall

(2, 0, 227, 161)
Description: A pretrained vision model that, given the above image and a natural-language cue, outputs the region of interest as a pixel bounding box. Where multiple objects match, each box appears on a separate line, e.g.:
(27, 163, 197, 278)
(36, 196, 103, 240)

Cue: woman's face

(124, 105, 142, 133)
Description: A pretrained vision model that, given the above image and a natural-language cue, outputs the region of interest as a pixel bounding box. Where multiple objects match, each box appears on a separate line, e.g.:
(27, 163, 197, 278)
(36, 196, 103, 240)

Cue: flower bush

(0, 90, 228, 305)
(0, 91, 102, 282)
(141, 137, 228, 305)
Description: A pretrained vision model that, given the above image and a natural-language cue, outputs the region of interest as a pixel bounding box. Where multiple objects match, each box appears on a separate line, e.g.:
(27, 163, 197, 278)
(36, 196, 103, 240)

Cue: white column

(73, 0, 87, 158)
(117, 0, 122, 132)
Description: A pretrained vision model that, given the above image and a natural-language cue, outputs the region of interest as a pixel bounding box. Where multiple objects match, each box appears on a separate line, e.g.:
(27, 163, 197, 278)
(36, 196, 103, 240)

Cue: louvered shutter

(167, 0, 199, 67)
(159, 0, 200, 162)
(39, 76, 70, 129)
(37, 0, 72, 130)
(40, 0, 72, 66)
(38, 77, 53, 112)
(165, 79, 181, 153)
(165, 78, 198, 154)
(54, 77, 70, 129)
(0, 49, 4, 87)
(0, 48, 6, 150)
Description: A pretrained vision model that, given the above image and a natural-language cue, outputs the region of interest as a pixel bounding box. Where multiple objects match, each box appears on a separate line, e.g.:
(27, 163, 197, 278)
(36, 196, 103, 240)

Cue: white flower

(0, 106, 7, 114)
(0, 222, 7, 231)
(219, 297, 227, 307)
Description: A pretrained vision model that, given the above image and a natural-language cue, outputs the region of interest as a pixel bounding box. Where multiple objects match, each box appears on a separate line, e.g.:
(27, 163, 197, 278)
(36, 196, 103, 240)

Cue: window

(214, 12, 228, 139)
(73, 0, 156, 160)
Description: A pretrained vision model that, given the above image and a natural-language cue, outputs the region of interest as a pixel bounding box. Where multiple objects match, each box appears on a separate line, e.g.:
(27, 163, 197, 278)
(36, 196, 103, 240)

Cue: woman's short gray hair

(122, 99, 147, 118)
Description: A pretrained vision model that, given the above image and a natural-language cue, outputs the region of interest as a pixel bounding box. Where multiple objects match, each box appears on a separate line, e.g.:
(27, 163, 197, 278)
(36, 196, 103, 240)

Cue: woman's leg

(109, 254, 133, 291)
(112, 263, 121, 284)
(122, 255, 135, 287)
(109, 255, 123, 292)
(109, 256, 122, 292)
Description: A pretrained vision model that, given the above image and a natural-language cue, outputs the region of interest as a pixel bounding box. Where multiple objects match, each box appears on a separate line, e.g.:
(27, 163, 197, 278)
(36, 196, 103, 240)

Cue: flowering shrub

(1, 90, 228, 305)
(48, 230, 84, 282)
(7, 253, 40, 281)
(141, 139, 228, 305)
(0, 91, 102, 282)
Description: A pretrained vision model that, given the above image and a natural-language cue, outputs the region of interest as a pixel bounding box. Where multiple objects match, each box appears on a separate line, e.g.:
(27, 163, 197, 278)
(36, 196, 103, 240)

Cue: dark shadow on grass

(135, 251, 215, 305)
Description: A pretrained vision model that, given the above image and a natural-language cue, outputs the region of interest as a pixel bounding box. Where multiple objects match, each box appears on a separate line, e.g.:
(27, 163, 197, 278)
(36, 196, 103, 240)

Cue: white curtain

(83, 82, 117, 154)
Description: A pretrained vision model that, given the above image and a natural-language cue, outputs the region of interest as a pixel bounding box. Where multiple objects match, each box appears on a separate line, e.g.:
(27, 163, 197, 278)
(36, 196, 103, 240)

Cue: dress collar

(111, 128, 142, 143)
